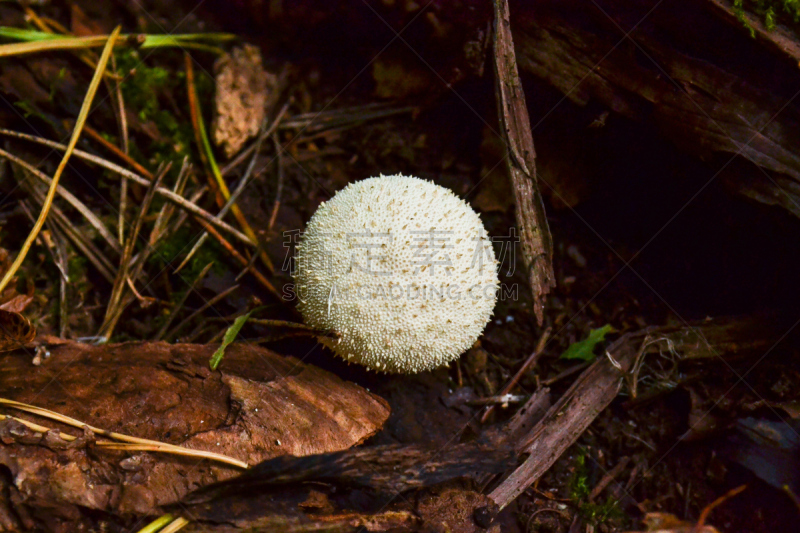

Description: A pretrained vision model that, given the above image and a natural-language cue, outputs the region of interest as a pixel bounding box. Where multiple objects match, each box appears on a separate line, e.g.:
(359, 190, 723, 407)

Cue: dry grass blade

(185, 53, 276, 275)
(0, 398, 249, 469)
(42, 200, 116, 283)
(0, 147, 122, 255)
(0, 28, 235, 57)
(159, 517, 189, 533)
(99, 165, 169, 340)
(268, 132, 285, 231)
(0, 26, 121, 295)
(149, 159, 192, 245)
(154, 262, 214, 340)
(176, 106, 285, 274)
(278, 103, 415, 135)
(0, 129, 255, 247)
(0, 34, 110, 57)
(134, 515, 175, 533)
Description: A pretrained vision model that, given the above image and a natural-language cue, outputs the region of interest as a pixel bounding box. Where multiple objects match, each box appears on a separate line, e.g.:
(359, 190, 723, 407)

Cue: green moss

(147, 225, 227, 286)
(733, 0, 800, 36)
(114, 48, 210, 173)
(568, 451, 624, 525)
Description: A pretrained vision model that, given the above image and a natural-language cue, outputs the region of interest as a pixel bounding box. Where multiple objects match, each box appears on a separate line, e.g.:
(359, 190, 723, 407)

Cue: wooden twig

(246, 318, 317, 330)
(695, 484, 747, 531)
(481, 327, 551, 423)
(488, 331, 648, 509)
(588, 456, 630, 502)
(492, 0, 555, 324)
(541, 361, 591, 386)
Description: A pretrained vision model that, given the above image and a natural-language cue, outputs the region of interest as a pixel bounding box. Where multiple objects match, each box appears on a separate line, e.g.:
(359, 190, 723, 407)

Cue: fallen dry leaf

(624, 512, 721, 533)
(0, 341, 389, 524)
(0, 293, 33, 314)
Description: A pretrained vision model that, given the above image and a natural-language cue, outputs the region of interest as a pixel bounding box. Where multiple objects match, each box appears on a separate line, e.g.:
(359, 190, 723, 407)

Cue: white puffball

(293, 174, 499, 373)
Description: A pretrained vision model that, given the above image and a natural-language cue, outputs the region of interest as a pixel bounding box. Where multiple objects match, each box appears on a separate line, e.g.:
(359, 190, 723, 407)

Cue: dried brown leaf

(0, 309, 35, 352)
(0, 294, 33, 314)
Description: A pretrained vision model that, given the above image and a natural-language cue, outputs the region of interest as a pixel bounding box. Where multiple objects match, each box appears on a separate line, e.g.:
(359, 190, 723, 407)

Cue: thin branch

(481, 327, 551, 423)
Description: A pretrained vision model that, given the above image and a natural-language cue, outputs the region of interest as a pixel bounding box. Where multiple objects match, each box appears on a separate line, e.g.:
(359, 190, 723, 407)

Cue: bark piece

(213, 44, 276, 158)
(0, 341, 389, 524)
(179, 441, 514, 531)
(184, 440, 516, 503)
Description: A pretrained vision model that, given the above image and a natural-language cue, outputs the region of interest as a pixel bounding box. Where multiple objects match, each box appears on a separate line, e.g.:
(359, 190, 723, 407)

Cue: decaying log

(178, 441, 514, 532)
(183, 440, 516, 504)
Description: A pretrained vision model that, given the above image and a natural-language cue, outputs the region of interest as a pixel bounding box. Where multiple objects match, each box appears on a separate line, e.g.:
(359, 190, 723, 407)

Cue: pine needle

(0, 398, 249, 469)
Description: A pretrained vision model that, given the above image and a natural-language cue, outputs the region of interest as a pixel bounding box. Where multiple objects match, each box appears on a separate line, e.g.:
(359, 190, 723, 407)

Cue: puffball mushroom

(294, 174, 499, 373)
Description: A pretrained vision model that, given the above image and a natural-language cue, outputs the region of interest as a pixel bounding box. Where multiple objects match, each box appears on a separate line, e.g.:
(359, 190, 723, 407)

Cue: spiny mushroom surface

(294, 174, 499, 373)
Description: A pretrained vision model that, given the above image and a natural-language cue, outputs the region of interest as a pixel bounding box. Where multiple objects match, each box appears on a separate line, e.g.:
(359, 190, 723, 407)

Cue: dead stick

(588, 456, 630, 502)
(492, 0, 555, 324)
(481, 327, 551, 423)
(488, 331, 647, 509)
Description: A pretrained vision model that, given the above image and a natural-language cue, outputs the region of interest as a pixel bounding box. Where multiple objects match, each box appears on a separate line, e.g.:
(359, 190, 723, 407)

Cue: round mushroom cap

(293, 174, 499, 373)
